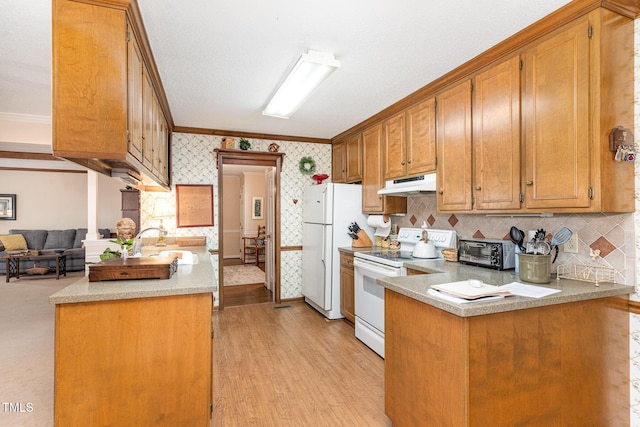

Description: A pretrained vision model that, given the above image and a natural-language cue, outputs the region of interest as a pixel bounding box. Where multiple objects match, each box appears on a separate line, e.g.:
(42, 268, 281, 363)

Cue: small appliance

(458, 238, 516, 270)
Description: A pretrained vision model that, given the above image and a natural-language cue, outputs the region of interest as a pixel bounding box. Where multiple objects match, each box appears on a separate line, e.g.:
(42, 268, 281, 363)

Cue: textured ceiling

(0, 0, 571, 141)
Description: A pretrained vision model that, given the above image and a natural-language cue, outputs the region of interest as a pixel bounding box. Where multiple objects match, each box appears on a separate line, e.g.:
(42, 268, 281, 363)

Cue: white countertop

(49, 246, 216, 305)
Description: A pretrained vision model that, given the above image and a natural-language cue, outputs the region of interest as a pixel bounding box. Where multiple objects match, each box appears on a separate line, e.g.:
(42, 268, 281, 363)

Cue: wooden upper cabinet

(53, 0, 128, 159)
(332, 141, 346, 183)
(522, 15, 590, 210)
(473, 56, 521, 211)
(345, 134, 363, 183)
(362, 124, 407, 214)
(383, 112, 406, 180)
(406, 98, 436, 177)
(52, 0, 171, 189)
(436, 80, 473, 212)
(126, 24, 143, 163)
(362, 125, 385, 213)
(142, 71, 155, 170)
(383, 100, 436, 181)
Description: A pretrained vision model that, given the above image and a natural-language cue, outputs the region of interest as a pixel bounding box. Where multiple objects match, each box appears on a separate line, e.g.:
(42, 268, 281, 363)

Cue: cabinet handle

(401, 160, 405, 165)
(475, 185, 481, 190)
(438, 189, 444, 195)
(526, 180, 533, 186)
(407, 159, 411, 164)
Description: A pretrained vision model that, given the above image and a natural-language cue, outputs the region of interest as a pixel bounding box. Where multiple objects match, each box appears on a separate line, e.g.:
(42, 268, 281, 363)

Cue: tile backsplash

(391, 194, 635, 285)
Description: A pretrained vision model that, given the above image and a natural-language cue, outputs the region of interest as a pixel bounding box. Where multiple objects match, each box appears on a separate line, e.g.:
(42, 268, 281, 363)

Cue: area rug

(223, 265, 265, 286)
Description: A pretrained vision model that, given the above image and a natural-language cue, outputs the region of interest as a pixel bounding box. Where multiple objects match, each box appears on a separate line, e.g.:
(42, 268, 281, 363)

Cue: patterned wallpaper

(140, 132, 331, 301)
(630, 18, 640, 426)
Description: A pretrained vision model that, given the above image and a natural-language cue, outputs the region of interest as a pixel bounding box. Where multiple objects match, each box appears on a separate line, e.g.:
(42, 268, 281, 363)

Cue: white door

(265, 169, 276, 293)
(301, 222, 332, 309)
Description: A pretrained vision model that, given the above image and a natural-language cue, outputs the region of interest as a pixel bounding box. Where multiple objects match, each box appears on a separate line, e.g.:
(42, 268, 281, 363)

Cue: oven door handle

(354, 257, 400, 276)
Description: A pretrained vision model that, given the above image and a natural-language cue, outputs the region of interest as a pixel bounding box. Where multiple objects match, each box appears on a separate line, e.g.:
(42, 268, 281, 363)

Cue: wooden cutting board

(89, 256, 178, 282)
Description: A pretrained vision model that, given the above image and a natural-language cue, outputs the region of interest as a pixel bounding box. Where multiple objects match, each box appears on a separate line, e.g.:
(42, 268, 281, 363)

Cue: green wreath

(299, 156, 316, 175)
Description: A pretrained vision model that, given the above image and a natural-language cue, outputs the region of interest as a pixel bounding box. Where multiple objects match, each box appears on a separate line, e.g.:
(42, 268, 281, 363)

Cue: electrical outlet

(563, 233, 578, 253)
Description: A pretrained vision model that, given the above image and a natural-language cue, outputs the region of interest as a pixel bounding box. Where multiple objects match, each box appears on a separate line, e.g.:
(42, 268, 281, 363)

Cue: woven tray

(26, 266, 50, 275)
(441, 248, 458, 262)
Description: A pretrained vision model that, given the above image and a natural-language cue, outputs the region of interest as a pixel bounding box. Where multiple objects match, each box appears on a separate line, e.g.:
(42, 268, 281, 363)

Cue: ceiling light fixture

(262, 50, 340, 119)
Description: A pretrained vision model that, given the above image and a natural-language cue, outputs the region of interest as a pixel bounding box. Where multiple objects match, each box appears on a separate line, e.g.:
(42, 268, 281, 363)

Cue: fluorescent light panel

(263, 50, 340, 119)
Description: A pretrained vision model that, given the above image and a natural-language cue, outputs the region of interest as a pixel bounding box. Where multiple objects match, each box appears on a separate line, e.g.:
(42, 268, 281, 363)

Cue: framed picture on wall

(176, 185, 214, 228)
(252, 197, 263, 219)
(0, 194, 16, 220)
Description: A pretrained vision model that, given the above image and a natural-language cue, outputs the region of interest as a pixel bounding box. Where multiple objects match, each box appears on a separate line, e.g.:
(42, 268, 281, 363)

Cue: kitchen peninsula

(49, 246, 215, 426)
(379, 260, 633, 426)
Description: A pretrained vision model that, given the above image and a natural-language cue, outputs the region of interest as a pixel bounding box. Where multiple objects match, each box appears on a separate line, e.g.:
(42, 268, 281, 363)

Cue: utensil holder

(352, 230, 373, 248)
(518, 253, 551, 284)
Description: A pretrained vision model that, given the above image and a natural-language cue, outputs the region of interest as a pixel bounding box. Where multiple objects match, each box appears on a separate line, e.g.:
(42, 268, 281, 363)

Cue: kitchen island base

(385, 289, 629, 426)
(54, 292, 213, 426)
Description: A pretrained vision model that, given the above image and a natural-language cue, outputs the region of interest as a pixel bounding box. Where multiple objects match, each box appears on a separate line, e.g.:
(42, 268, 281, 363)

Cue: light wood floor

(212, 302, 391, 426)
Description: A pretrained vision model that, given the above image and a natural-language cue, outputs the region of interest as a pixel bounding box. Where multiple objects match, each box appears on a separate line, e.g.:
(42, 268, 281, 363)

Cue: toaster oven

(458, 238, 516, 270)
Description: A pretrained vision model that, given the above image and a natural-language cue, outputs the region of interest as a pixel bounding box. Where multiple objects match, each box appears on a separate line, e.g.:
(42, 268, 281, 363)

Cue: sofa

(0, 228, 111, 275)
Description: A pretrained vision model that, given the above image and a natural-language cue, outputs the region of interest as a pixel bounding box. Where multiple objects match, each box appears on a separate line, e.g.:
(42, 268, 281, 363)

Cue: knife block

(352, 230, 373, 248)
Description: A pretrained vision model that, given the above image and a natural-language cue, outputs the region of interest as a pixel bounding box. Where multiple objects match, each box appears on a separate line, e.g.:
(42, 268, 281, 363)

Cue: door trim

(215, 149, 285, 309)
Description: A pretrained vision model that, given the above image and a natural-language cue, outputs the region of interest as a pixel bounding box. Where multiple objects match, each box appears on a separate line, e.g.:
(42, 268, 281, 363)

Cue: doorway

(221, 164, 272, 307)
(216, 149, 284, 310)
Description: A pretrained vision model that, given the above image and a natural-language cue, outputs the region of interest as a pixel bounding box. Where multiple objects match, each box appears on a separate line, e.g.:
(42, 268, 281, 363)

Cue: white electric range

(353, 228, 457, 357)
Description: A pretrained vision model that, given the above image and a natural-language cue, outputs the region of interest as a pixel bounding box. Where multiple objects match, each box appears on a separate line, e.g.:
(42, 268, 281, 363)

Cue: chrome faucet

(131, 227, 168, 256)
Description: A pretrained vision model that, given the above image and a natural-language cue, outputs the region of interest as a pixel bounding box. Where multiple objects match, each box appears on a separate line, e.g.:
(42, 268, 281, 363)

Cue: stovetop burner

(354, 228, 457, 268)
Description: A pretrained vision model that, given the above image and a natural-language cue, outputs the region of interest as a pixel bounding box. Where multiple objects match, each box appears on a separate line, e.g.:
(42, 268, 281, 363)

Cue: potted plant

(100, 236, 134, 260)
(239, 138, 251, 150)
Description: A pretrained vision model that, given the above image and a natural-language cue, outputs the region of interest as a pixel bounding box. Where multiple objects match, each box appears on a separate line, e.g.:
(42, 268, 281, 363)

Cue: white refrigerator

(302, 183, 370, 319)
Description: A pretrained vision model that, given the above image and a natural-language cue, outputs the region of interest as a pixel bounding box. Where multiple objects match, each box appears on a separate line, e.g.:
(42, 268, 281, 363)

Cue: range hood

(111, 168, 142, 186)
(377, 174, 436, 196)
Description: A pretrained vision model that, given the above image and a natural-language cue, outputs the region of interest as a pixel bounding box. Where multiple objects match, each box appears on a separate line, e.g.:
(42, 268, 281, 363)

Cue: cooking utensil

(353, 222, 361, 232)
(550, 227, 573, 263)
(509, 226, 526, 251)
(348, 232, 358, 239)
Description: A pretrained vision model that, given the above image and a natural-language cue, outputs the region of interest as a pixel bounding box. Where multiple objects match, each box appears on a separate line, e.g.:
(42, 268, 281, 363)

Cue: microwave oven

(458, 238, 516, 270)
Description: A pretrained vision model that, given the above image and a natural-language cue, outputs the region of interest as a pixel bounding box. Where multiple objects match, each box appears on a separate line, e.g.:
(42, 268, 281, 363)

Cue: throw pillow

(9, 230, 48, 250)
(44, 229, 77, 249)
(0, 234, 28, 251)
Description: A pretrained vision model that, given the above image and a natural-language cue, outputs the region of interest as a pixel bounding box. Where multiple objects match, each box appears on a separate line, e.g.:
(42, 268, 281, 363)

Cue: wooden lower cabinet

(339, 252, 355, 323)
(54, 293, 213, 426)
(385, 289, 629, 426)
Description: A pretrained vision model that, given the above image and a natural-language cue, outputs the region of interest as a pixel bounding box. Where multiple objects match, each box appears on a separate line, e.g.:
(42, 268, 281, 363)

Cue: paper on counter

(499, 282, 561, 298)
(431, 281, 512, 299)
(427, 289, 505, 304)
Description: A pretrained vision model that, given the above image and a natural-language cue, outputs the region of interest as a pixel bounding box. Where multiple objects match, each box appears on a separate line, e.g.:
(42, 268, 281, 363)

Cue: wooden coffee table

(3, 253, 67, 282)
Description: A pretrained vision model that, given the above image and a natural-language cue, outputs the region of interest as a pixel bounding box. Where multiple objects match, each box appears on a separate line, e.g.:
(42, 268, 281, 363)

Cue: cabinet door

(436, 80, 473, 211)
(152, 93, 165, 179)
(142, 70, 154, 169)
(158, 114, 169, 182)
(406, 98, 436, 176)
(332, 142, 346, 183)
(340, 254, 355, 323)
(362, 125, 385, 213)
(345, 134, 363, 183)
(383, 112, 406, 180)
(126, 25, 143, 162)
(522, 17, 590, 209)
(473, 56, 521, 210)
